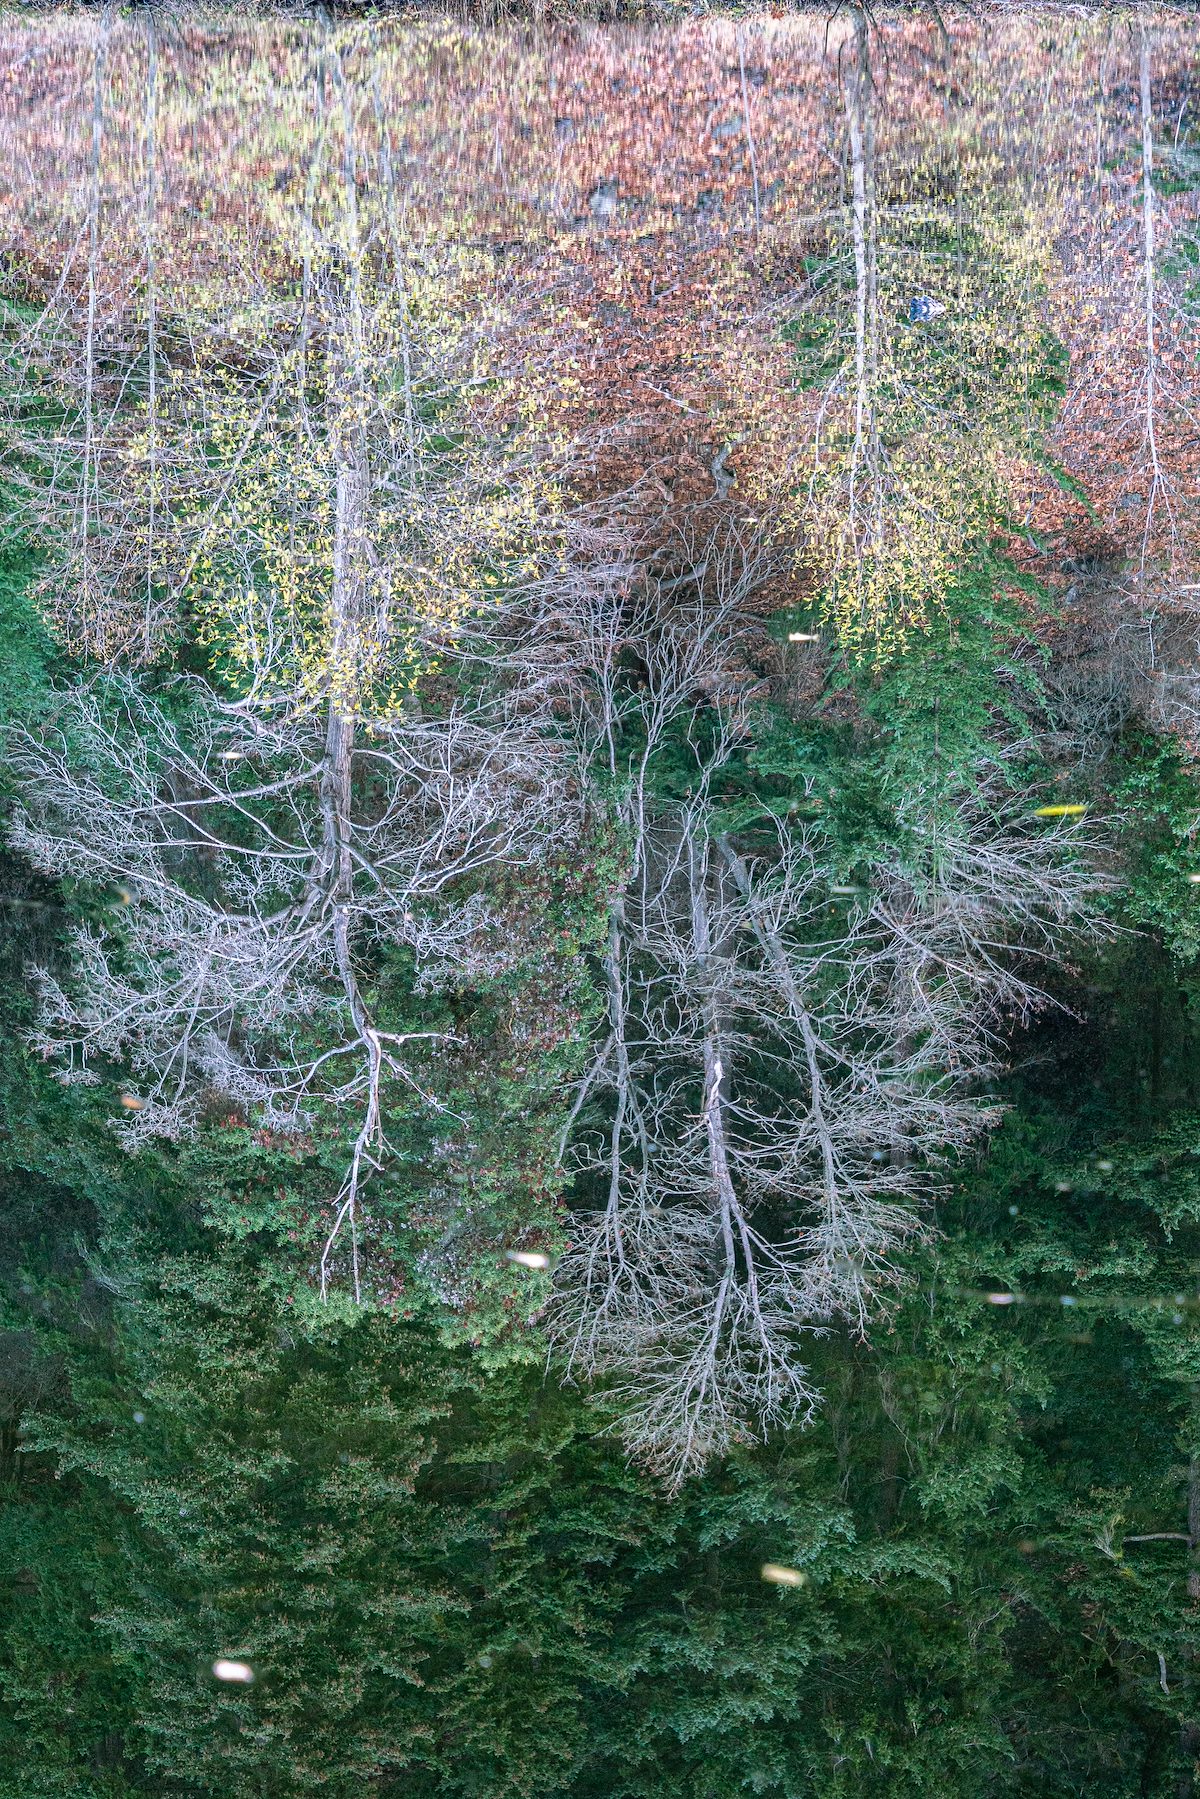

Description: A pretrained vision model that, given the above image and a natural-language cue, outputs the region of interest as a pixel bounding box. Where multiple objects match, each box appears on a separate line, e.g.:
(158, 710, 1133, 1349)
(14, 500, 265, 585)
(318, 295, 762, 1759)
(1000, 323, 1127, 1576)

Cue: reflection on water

(1, 9, 1200, 1795)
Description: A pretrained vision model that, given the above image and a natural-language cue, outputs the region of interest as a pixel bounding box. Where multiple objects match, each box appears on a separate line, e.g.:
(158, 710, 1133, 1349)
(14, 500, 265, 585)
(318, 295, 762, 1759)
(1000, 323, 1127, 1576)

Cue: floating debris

(212, 1659, 255, 1684)
(505, 1249, 551, 1271)
(909, 295, 947, 322)
(762, 1562, 807, 1587)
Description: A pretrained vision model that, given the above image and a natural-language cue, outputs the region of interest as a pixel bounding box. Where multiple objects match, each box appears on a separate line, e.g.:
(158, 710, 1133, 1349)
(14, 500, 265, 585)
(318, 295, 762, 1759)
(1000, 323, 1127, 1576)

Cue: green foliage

(745, 541, 1051, 876)
(0, 537, 48, 734)
(5, 898, 1200, 1799)
(1111, 731, 1200, 963)
(1160, 228, 1200, 317)
(781, 313, 842, 393)
(1151, 144, 1200, 200)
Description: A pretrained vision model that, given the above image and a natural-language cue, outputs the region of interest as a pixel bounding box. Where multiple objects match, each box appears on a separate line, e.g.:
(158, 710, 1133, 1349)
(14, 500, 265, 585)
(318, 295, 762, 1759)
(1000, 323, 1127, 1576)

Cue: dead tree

(6, 28, 590, 1301)
(544, 523, 1116, 1488)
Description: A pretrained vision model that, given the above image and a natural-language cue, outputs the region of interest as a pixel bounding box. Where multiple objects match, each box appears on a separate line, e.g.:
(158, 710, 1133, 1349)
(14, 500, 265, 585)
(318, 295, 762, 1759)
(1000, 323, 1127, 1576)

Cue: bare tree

(6, 26, 590, 1301)
(543, 521, 1116, 1487)
(10, 642, 577, 1286)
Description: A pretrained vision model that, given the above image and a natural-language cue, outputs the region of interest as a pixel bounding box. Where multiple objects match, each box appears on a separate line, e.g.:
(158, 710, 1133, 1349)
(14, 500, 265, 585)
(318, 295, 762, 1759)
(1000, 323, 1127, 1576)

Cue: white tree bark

(141, 5, 158, 658)
(80, 7, 113, 619)
(842, 5, 883, 579)
(1139, 21, 1163, 568)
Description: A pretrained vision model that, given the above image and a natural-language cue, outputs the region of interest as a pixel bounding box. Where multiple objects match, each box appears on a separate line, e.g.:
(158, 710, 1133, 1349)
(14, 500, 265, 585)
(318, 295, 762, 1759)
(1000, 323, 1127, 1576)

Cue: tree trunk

(689, 833, 741, 1318)
(141, 4, 158, 658)
(843, 6, 883, 584)
(80, 8, 113, 608)
(1139, 22, 1162, 564)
